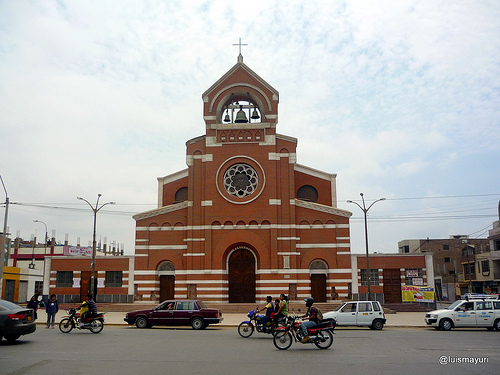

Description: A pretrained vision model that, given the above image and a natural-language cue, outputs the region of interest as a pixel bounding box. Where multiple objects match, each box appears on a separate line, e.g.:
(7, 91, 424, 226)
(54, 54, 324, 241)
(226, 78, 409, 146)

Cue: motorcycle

(238, 308, 283, 338)
(273, 311, 335, 350)
(58, 307, 105, 334)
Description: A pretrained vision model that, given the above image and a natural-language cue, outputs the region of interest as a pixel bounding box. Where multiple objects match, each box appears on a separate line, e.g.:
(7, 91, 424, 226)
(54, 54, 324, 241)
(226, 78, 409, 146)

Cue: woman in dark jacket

(27, 294, 40, 319)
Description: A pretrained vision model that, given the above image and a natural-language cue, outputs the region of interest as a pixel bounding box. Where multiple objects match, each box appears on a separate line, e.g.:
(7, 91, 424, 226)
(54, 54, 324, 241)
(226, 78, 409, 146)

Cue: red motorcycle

(58, 307, 105, 334)
(273, 312, 335, 350)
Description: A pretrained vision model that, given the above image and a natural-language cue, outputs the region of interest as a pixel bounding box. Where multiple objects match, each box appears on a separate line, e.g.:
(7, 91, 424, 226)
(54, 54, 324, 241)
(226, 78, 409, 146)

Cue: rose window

(223, 164, 259, 197)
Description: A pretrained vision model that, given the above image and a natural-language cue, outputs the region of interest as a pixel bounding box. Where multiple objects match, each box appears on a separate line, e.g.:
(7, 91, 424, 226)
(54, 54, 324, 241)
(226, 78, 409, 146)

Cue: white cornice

(294, 164, 336, 181)
(295, 199, 352, 218)
(157, 169, 188, 185)
(133, 201, 189, 221)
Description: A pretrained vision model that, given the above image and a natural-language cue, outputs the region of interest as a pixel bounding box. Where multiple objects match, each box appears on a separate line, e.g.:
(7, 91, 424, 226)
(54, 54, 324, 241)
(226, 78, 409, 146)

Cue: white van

(425, 299, 500, 331)
(323, 301, 386, 330)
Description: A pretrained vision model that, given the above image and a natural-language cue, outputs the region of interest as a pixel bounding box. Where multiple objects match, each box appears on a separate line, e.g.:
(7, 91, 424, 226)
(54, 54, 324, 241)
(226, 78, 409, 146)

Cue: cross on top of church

(233, 38, 248, 56)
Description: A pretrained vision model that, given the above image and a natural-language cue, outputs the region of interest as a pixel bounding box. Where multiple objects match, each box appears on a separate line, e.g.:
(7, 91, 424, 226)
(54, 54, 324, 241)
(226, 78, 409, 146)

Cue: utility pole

(77, 194, 115, 298)
(0, 175, 9, 299)
(348, 193, 386, 301)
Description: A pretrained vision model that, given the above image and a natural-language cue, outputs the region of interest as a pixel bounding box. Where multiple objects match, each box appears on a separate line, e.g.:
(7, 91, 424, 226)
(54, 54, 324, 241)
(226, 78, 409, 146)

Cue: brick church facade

(133, 54, 352, 303)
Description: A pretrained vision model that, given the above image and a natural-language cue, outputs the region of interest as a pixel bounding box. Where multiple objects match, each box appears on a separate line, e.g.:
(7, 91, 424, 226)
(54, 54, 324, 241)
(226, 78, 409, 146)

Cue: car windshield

(197, 301, 206, 309)
(0, 299, 22, 310)
(447, 300, 463, 310)
(336, 303, 347, 311)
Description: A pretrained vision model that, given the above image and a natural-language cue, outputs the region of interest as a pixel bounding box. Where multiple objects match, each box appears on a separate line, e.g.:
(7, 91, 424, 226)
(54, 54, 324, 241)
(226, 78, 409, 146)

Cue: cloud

(0, 0, 499, 254)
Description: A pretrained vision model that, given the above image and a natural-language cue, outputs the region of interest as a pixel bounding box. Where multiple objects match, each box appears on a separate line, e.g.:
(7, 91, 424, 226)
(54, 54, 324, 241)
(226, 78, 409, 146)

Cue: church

(132, 53, 353, 304)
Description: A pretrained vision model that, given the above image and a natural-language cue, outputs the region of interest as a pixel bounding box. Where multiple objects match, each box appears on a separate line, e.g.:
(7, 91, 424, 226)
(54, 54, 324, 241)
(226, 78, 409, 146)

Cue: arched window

(297, 185, 318, 202)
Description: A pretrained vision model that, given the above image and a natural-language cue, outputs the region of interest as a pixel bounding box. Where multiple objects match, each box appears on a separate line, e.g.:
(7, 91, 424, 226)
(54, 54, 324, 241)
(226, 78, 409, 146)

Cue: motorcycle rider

(273, 293, 289, 324)
(79, 293, 98, 327)
(257, 296, 274, 331)
(300, 297, 319, 342)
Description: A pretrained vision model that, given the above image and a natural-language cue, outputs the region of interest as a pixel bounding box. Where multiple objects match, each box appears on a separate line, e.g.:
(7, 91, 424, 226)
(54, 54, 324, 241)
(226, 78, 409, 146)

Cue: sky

(1, 0, 499, 256)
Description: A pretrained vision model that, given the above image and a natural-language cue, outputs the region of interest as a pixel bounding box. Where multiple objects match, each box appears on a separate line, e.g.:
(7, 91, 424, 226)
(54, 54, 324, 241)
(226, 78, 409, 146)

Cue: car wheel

(439, 318, 453, 331)
(5, 334, 20, 343)
(371, 319, 384, 330)
(494, 319, 500, 331)
(135, 316, 149, 329)
(191, 317, 204, 330)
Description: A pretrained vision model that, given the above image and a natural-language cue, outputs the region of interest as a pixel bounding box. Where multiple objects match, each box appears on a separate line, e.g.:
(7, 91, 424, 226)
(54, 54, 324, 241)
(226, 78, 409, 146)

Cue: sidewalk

(36, 309, 427, 328)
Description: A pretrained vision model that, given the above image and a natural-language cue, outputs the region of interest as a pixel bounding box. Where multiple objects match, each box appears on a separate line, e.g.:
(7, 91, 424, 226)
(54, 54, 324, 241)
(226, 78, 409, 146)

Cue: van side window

(493, 301, 500, 309)
(476, 301, 492, 310)
(372, 302, 381, 311)
(358, 302, 372, 312)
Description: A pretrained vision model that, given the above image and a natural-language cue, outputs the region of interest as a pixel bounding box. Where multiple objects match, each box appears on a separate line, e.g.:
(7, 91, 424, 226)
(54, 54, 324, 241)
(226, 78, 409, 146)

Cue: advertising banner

(402, 286, 435, 302)
(63, 246, 93, 256)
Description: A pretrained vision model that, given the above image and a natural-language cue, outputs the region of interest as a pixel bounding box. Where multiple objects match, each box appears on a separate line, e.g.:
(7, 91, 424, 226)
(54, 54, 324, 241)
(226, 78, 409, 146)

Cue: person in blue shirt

(257, 296, 274, 330)
(45, 294, 59, 328)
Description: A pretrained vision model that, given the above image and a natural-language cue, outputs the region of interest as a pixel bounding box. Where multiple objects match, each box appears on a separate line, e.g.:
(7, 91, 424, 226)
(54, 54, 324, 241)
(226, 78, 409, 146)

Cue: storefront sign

(405, 269, 419, 277)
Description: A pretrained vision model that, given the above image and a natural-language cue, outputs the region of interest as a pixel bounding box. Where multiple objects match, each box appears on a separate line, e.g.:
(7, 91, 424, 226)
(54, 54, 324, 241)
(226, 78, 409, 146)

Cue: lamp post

(347, 193, 385, 301)
(77, 194, 115, 298)
(33, 220, 47, 296)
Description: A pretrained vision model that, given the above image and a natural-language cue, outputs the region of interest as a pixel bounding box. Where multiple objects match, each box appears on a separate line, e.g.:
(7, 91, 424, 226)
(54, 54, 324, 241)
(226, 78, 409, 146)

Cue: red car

(124, 300, 223, 330)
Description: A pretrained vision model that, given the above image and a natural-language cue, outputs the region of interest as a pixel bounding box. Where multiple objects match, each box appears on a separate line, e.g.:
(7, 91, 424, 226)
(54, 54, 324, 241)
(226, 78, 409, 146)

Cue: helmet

(304, 297, 314, 307)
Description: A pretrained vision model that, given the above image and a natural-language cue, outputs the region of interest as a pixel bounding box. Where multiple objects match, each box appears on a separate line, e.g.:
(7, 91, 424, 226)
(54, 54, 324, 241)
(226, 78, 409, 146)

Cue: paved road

(1, 326, 498, 375)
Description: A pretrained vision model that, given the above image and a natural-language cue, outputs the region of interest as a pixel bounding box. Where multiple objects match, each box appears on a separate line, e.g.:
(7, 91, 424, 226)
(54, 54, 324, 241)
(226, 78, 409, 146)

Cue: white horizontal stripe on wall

(176, 280, 229, 284)
(136, 223, 350, 231)
(296, 243, 350, 249)
(135, 245, 187, 250)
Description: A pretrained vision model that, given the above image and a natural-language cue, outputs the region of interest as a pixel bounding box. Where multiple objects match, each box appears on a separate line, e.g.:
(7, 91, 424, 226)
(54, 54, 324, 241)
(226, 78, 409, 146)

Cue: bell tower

(201, 53, 279, 147)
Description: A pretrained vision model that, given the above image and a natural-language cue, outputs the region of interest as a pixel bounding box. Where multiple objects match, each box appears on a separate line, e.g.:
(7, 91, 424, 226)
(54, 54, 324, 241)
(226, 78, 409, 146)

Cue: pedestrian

(45, 294, 59, 328)
(27, 294, 40, 320)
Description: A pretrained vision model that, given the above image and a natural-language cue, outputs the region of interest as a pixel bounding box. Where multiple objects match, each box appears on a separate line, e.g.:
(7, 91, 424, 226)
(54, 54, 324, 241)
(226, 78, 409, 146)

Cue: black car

(124, 300, 223, 330)
(0, 299, 36, 342)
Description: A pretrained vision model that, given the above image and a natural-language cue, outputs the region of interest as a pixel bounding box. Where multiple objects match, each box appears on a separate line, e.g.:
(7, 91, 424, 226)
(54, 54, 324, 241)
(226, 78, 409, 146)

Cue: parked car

(0, 299, 37, 342)
(425, 298, 500, 331)
(323, 301, 386, 330)
(124, 300, 223, 330)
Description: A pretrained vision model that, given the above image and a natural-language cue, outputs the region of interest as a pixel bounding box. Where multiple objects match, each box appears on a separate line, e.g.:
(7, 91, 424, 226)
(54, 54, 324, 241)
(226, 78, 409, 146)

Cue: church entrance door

(160, 275, 175, 302)
(311, 274, 327, 302)
(228, 248, 256, 303)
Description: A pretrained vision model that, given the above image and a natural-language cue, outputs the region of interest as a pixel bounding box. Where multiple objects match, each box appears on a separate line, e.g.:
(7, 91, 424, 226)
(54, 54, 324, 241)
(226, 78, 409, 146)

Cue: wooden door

(160, 275, 175, 302)
(228, 249, 255, 303)
(383, 269, 402, 303)
(311, 274, 327, 302)
(80, 271, 91, 302)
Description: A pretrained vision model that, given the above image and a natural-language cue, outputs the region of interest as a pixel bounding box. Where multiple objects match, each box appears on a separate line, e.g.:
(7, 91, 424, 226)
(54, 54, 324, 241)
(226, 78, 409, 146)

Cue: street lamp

(33, 220, 48, 296)
(347, 193, 386, 301)
(77, 194, 115, 298)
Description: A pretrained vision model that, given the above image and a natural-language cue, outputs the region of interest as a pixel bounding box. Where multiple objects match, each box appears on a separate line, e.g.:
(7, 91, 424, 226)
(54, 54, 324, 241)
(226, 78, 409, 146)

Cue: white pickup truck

(425, 298, 500, 331)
